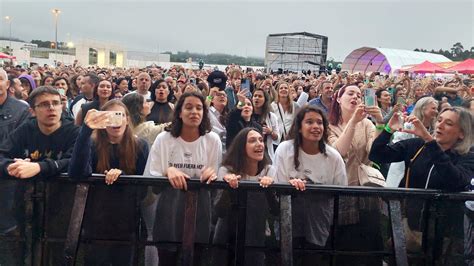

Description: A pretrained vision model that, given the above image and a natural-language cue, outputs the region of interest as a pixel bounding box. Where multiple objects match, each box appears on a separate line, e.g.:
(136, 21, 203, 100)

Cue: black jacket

(369, 130, 474, 191)
(0, 117, 79, 179)
(68, 124, 149, 239)
(0, 96, 30, 143)
(225, 108, 262, 148)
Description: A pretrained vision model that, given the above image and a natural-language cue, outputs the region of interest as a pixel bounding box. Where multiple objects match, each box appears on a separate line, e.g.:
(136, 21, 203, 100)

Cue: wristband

(238, 101, 244, 107)
(384, 124, 394, 134)
(375, 124, 385, 131)
(206, 95, 213, 101)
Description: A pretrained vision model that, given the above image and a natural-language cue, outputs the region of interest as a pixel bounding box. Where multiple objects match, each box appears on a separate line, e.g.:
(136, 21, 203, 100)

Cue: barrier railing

(1, 174, 473, 266)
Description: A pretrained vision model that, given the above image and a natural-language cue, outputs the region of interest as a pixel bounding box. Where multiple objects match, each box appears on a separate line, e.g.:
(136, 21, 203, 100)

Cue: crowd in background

(1, 61, 474, 265)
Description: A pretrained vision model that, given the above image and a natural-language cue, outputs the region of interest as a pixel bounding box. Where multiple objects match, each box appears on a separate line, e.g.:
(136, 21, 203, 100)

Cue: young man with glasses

(0, 86, 79, 179)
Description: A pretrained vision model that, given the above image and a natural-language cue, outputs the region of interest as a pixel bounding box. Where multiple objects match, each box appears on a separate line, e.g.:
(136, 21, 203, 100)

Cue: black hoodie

(0, 117, 79, 179)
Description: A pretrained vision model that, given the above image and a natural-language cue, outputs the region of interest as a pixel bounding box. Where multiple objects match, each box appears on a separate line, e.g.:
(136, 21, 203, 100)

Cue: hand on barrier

(200, 166, 217, 185)
(166, 167, 190, 191)
(289, 178, 306, 191)
(104, 168, 122, 185)
(224, 174, 241, 189)
(7, 158, 40, 179)
(259, 176, 274, 188)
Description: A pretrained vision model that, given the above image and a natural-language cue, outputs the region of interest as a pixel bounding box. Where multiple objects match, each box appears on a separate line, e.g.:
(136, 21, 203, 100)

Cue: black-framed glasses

(34, 101, 62, 110)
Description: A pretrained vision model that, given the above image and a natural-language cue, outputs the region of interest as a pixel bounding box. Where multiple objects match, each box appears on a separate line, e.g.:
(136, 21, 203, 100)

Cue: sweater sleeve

(135, 138, 150, 175)
(369, 130, 408, 163)
(427, 141, 474, 191)
(68, 124, 94, 179)
(0, 128, 25, 178)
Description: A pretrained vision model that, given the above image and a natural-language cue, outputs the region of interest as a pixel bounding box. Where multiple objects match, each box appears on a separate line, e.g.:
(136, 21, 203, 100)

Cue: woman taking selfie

(213, 128, 275, 265)
(68, 100, 149, 265)
(370, 106, 473, 190)
(275, 106, 347, 265)
(328, 84, 385, 265)
(148, 92, 222, 265)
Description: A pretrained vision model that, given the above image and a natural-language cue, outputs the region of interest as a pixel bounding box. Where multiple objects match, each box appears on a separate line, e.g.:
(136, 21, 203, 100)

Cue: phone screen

(241, 79, 251, 97)
(364, 89, 377, 106)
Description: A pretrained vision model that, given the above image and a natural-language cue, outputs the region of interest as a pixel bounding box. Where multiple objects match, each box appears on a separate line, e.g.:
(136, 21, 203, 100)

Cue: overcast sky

(1, 0, 473, 61)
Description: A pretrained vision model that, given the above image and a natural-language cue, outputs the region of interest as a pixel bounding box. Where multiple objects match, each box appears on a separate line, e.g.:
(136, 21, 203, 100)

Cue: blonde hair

(440, 107, 474, 155)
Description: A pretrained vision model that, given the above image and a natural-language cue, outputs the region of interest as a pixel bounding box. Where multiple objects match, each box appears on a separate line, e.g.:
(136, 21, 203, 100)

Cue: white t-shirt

(271, 101, 300, 139)
(147, 131, 222, 243)
(149, 131, 222, 178)
(274, 140, 347, 185)
(274, 139, 347, 246)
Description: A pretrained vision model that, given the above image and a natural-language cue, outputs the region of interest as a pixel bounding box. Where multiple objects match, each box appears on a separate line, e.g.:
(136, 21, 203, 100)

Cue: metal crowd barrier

(1, 174, 474, 266)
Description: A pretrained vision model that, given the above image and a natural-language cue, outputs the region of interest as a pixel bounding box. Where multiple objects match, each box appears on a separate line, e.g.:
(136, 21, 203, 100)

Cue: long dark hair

(287, 106, 329, 170)
(168, 92, 211, 138)
(92, 100, 139, 174)
(222, 127, 270, 177)
(252, 88, 271, 124)
(122, 93, 145, 128)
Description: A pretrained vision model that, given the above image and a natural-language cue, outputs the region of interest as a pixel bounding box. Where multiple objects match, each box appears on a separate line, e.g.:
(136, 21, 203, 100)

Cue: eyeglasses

(34, 100, 62, 109)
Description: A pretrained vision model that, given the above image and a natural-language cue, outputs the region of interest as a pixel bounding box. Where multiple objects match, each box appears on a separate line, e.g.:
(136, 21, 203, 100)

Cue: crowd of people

(0, 61, 473, 265)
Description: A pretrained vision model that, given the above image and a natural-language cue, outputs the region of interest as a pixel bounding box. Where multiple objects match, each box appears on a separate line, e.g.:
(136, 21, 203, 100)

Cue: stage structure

(265, 32, 328, 73)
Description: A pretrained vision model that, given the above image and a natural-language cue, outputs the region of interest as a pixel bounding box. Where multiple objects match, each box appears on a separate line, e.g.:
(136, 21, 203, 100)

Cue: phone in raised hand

(364, 88, 377, 106)
(240, 78, 251, 97)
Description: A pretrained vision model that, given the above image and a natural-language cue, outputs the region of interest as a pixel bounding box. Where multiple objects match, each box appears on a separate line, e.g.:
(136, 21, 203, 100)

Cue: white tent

(342, 47, 451, 74)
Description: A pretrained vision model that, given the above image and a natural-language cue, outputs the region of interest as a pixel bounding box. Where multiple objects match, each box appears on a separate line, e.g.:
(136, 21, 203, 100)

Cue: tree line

(415, 42, 474, 61)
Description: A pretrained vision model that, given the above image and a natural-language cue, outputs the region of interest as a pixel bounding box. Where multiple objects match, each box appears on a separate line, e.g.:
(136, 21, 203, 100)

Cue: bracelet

(238, 101, 244, 107)
(384, 124, 394, 134)
(206, 95, 213, 101)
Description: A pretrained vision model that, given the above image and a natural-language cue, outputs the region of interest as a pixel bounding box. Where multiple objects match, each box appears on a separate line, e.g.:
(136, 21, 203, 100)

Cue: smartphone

(241, 78, 251, 97)
(57, 89, 65, 96)
(364, 88, 377, 106)
(190, 78, 196, 85)
(93, 111, 123, 128)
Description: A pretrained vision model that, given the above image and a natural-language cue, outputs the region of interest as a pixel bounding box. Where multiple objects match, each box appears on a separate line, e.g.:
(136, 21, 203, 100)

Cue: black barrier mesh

(0, 176, 472, 266)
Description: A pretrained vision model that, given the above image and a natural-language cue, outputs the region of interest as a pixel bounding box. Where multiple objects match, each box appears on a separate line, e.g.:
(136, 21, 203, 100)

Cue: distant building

(265, 32, 328, 73)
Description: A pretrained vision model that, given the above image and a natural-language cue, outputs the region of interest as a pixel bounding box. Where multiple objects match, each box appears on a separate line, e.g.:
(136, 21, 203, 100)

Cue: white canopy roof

(342, 47, 451, 74)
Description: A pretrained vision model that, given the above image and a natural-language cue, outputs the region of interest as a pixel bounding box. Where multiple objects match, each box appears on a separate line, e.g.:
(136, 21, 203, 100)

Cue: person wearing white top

(148, 92, 222, 266)
(252, 88, 280, 162)
(274, 106, 347, 265)
(271, 81, 300, 142)
(207, 87, 228, 154)
(212, 128, 275, 266)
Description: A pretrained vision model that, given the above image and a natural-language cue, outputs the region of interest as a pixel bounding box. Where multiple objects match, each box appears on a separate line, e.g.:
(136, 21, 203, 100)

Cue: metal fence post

(181, 191, 198, 266)
(280, 194, 293, 266)
(388, 199, 408, 266)
(63, 183, 90, 266)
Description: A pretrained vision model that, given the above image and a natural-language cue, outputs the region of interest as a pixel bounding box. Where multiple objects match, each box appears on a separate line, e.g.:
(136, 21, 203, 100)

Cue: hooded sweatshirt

(0, 117, 79, 178)
(18, 74, 37, 91)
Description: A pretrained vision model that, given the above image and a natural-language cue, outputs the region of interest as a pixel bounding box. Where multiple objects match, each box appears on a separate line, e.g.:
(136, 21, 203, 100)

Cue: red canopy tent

(0, 52, 16, 59)
(447, 58, 474, 74)
(407, 60, 447, 74)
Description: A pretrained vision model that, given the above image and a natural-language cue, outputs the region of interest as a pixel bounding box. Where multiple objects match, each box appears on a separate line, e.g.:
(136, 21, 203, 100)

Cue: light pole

(51, 9, 61, 50)
(4, 16, 12, 53)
